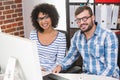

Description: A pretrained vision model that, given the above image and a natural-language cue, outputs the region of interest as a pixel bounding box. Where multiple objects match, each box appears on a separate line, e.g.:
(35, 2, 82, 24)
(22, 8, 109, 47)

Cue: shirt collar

(94, 24, 101, 35)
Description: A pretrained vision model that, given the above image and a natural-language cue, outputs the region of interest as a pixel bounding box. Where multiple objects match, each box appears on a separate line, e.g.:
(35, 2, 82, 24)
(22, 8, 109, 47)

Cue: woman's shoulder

(29, 29, 38, 39)
(30, 29, 37, 35)
(58, 31, 66, 37)
(55, 31, 66, 43)
(30, 29, 37, 33)
(30, 29, 37, 37)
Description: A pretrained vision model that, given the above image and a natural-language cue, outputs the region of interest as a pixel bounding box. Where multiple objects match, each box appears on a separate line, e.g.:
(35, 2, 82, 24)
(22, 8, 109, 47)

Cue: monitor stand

(3, 57, 24, 80)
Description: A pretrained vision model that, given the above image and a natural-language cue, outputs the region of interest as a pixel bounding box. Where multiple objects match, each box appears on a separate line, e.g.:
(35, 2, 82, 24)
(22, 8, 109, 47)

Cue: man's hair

(75, 5, 93, 16)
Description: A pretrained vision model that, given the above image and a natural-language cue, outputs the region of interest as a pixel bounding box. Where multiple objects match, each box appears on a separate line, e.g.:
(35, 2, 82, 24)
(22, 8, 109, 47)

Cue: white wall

(22, 0, 67, 38)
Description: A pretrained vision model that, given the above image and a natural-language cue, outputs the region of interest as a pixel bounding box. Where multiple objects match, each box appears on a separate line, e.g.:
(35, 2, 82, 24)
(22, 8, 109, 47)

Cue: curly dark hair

(31, 3, 59, 32)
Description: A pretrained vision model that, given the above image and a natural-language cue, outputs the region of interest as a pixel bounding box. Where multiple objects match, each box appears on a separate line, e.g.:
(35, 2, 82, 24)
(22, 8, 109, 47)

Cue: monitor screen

(0, 32, 43, 80)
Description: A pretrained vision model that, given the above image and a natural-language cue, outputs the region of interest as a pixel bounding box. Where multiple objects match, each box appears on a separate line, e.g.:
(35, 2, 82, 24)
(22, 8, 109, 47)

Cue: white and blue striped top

(29, 30, 66, 72)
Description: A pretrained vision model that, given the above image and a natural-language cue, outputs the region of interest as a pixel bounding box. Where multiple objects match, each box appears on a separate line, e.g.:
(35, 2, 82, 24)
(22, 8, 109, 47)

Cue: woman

(30, 3, 66, 72)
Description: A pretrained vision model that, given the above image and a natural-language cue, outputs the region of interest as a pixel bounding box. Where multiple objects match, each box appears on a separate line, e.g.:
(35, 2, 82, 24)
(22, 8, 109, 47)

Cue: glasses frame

(37, 15, 49, 22)
(75, 15, 92, 23)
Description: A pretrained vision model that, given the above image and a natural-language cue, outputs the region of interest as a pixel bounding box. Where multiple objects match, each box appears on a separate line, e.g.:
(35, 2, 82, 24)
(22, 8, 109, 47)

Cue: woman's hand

(41, 67, 46, 71)
(52, 65, 62, 73)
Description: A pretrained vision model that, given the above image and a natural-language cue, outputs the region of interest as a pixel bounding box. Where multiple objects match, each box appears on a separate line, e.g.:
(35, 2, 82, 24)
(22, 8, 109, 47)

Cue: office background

(0, 0, 120, 38)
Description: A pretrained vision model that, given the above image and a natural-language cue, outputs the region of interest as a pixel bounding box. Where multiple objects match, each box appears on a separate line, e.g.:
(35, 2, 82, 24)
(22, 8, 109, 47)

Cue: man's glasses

(75, 15, 91, 23)
(37, 15, 49, 22)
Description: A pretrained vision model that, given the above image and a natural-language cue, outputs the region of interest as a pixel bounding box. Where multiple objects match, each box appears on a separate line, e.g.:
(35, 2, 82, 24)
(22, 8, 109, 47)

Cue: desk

(57, 73, 118, 80)
(42, 72, 118, 80)
(0, 74, 3, 80)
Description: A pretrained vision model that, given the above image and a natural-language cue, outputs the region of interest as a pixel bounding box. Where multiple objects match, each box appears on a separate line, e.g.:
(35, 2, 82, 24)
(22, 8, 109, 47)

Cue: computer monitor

(0, 32, 43, 80)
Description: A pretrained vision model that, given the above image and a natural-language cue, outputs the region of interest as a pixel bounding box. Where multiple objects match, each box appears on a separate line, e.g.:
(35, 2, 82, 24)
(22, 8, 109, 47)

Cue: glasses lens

(37, 15, 49, 22)
(75, 16, 91, 23)
(82, 17, 88, 22)
(75, 18, 80, 23)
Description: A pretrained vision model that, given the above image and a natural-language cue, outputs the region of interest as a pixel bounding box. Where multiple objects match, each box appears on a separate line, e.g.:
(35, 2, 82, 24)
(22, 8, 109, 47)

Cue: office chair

(116, 33, 120, 69)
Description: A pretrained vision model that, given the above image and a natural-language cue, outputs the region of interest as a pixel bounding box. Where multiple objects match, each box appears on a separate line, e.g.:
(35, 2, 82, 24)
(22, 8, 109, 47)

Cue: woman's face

(37, 12, 52, 30)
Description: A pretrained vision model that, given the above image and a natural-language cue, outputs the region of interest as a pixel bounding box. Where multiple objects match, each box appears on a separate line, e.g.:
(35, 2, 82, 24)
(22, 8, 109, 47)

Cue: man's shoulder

(104, 29, 115, 35)
(74, 30, 81, 35)
(99, 26, 114, 35)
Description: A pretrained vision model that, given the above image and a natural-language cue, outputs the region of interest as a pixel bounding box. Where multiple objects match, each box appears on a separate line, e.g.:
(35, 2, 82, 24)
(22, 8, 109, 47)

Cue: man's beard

(81, 21, 93, 33)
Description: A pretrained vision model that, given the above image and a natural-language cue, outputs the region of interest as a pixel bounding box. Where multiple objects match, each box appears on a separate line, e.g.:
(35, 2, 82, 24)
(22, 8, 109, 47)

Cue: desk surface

(42, 71, 118, 80)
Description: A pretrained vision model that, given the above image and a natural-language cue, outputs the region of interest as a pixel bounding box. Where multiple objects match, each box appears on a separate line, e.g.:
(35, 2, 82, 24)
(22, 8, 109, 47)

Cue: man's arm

(99, 32, 118, 76)
(53, 31, 80, 73)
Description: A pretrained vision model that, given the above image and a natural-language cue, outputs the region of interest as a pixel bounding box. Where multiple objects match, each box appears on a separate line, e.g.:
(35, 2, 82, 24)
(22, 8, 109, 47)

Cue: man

(53, 5, 119, 79)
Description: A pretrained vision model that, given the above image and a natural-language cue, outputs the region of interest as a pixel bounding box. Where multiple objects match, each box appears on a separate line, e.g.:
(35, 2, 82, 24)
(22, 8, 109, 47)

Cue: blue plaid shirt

(61, 25, 119, 79)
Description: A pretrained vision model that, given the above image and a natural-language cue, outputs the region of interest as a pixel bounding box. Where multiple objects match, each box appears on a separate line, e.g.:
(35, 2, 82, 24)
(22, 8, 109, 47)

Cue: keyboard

(43, 73, 69, 80)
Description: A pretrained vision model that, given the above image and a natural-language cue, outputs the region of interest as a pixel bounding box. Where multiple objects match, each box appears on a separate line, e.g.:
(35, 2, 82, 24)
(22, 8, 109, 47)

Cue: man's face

(75, 10, 94, 33)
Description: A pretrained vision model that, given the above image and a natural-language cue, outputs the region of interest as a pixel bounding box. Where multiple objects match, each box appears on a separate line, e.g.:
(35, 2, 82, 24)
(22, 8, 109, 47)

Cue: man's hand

(52, 65, 62, 73)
